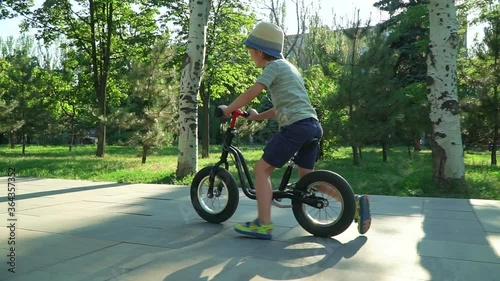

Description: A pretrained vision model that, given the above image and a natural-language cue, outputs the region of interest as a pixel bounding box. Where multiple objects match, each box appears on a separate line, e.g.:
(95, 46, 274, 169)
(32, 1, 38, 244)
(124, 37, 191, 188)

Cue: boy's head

(243, 22, 284, 60)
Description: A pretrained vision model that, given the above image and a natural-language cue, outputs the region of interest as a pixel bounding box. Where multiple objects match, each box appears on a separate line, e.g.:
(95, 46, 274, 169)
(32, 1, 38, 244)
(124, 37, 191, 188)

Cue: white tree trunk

(176, 0, 210, 178)
(426, 0, 465, 182)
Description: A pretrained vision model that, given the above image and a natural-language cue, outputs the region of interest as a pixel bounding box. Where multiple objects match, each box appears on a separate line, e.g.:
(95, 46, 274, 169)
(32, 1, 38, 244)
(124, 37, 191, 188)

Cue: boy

(222, 22, 371, 240)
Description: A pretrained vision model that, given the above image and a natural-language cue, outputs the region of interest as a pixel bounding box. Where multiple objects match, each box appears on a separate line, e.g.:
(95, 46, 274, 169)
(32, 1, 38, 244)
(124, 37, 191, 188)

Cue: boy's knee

(254, 159, 275, 175)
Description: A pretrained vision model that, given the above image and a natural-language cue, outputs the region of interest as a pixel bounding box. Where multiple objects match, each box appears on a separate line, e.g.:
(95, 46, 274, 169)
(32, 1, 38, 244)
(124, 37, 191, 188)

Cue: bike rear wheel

(190, 166, 239, 223)
(292, 170, 356, 237)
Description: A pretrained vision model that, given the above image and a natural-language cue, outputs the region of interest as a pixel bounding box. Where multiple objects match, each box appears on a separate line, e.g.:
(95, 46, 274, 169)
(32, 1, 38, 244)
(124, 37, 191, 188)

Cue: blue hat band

(243, 35, 283, 59)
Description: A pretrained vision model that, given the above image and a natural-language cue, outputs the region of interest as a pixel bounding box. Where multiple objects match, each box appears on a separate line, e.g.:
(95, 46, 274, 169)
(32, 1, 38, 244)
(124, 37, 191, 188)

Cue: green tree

(28, 0, 160, 157)
(163, 0, 257, 158)
(304, 16, 353, 157)
(339, 10, 371, 166)
(199, 0, 256, 158)
(375, 0, 431, 151)
(40, 45, 95, 150)
(0, 58, 22, 140)
(0, 35, 41, 152)
(303, 64, 338, 158)
(356, 30, 400, 161)
(462, 0, 500, 165)
(116, 38, 179, 164)
(0, 0, 32, 19)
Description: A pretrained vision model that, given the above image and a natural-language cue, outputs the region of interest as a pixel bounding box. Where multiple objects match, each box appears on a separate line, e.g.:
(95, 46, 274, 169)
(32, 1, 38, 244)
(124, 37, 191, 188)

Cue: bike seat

(290, 138, 319, 162)
(292, 138, 320, 158)
(301, 138, 320, 149)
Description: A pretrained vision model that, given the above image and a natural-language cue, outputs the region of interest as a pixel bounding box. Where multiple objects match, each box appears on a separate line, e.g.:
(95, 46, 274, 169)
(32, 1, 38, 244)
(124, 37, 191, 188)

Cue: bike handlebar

(215, 106, 249, 118)
(215, 105, 249, 128)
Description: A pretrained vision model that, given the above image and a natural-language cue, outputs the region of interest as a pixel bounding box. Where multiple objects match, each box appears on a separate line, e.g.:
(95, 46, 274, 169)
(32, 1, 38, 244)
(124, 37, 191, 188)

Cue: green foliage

(0, 35, 48, 150)
(303, 65, 339, 154)
(0, 57, 21, 133)
(113, 38, 180, 162)
(458, 0, 500, 165)
(205, 0, 258, 99)
(201, 0, 259, 107)
(0, 0, 496, 183)
(373, 0, 431, 149)
(355, 31, 401, 148)
(375, 0, 429, 85)
(1, 144, 498, 199)
(304, 19, 363, 153)
(47, 46, 97, 146)
(26, 0, 162, 156)
(247, 96, 279, 144)
(395, 82, 429, 142)
(0, 0, 32, 19)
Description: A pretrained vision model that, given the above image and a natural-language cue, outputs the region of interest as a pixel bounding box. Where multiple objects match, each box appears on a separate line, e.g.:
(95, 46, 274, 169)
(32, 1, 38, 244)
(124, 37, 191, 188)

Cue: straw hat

(243, 22, 284, 59)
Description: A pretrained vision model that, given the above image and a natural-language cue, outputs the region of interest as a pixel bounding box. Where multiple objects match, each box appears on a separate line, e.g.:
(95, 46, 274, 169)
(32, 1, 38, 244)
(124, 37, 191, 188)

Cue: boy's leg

(254, 158, 275, 225)
(234, 118, 321, 239)
(234, 158, 275, 240)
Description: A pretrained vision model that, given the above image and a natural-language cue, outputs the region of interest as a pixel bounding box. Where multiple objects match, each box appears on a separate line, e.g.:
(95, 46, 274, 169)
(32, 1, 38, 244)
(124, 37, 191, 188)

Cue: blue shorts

(263, 118, 323, 169)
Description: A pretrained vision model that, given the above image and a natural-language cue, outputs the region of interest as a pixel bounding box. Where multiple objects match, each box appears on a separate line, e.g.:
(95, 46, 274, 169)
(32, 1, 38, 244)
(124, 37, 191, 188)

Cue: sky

(271, 0, 390, 32)
(0, 0, 485, 46)
(0, 0, 389, 38)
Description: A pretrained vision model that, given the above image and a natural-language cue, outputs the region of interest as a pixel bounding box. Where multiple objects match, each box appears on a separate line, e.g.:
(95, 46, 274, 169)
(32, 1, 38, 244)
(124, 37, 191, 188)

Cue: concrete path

(0, 177, 499, 281)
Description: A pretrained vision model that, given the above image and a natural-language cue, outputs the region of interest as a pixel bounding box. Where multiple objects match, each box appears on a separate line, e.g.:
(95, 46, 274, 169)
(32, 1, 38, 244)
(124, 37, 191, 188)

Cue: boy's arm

(224, 82, 266, 116)
(250, 107, 275, 121)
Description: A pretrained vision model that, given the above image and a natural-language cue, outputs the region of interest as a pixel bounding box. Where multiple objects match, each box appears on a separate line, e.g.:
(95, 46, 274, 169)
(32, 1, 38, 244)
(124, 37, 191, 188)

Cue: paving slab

(0, 177, 498, 281)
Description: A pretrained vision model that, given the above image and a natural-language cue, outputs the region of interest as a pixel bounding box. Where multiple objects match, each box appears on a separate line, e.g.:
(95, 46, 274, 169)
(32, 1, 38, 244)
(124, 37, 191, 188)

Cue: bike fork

(207, 161, 228, 198)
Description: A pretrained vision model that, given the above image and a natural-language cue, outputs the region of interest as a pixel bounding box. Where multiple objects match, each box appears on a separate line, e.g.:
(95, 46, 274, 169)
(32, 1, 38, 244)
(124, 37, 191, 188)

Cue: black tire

(292, 170, 356, 237)
(190, 166, 239, 223)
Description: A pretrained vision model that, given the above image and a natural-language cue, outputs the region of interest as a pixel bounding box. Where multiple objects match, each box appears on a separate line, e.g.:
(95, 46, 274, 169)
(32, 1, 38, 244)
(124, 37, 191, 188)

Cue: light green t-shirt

(256, 59, 317, 127)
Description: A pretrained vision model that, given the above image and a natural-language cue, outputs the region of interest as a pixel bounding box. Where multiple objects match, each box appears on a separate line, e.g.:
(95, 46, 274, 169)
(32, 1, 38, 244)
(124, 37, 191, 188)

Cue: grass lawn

(1, 144, 498, 200)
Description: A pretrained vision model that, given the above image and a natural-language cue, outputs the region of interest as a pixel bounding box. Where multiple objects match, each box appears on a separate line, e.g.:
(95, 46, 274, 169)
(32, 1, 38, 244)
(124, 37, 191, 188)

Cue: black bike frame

(213, 126, 257, 199)
(207, 108, 325, 208)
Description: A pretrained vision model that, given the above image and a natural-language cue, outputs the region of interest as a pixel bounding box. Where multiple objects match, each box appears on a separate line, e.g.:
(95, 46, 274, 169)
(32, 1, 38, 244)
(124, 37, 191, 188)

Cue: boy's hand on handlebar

(247, 109, 259, 121)
(216, 105, 255, 119)
(217, 105, 231, 118)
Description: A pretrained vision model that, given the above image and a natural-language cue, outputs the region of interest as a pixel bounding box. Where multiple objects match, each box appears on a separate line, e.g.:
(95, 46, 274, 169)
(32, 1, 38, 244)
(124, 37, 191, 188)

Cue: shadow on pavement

(0, 178, 368, 280)
(162, 235, 368, 281)
(0, 182, 130, 202)
(418, 198, 500, 281)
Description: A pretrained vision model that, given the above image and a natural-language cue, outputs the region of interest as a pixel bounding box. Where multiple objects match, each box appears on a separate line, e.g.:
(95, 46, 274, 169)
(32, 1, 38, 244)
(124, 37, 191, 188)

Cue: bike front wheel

(190, 166, 239, 223)
(292, 170, 356, 237)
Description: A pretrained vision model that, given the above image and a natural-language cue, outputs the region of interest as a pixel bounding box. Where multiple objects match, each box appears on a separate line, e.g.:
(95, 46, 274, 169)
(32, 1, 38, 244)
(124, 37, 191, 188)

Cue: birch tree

(426, 0, 466, 185)
(176, 0, 210, 178)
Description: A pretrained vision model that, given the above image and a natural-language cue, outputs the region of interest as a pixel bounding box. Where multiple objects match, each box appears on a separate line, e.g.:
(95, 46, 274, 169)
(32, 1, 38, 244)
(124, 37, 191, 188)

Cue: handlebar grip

(215, 105, 249, 119)
(214, 106, 225, 118)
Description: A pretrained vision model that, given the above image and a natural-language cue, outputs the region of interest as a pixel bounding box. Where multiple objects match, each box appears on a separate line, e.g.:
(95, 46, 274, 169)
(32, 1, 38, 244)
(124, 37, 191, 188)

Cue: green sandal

(234, 219, 273, 240)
